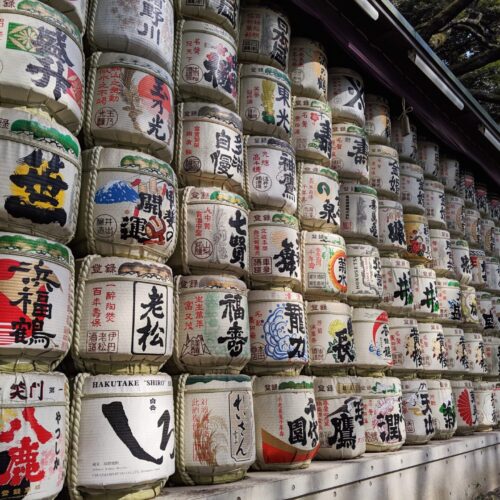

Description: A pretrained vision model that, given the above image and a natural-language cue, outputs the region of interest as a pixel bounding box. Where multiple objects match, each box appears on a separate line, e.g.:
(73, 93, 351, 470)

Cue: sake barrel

(339, 184, 378, 244)
(307, 301, 355, 374)
(426, 378, 457, 440)
(253, 376, 319, 470)
(445, 194, 465, 237)
(400, 162, 425, 214)
(450, 239, 472, 284)
(238, 6, 290, 70)
(471, 384, 479, 430)
(388, 317, 423, 374)
(246, 136, 297, 214)
(69, 373, 175, 498)
(239, 64, 292, 141)
(176, 102, 244, 193)
(174, 374, 255, 484)
(0, 232, 73, 372)
(0, 1, 83, 132)
(480, 218, 495, 255)
(492, 227, 500, 258)
(470, 248, 487, 288)
(359, 376, 405, 452)
(74, 147, 177, 263)
(450, 380, 476, 435)
(175, 20, 238, 110)
(248, 290, 307, 375)
(484, 256, 500, 294)
(403, 214, 431, 264)
(417, 140, 439, 179)
(492, 296, 500, 331)
(477, 292, 496, 332)
(418, 322, 447, 376)
(443, 327, 469, 375)
(298, 163, 340, 232)
(0, 107, 81, 244)
(314, 376, 366, 459)
(170, 186, 249, 277)
(331, 123, 369, 182)
(495, 383, 500, 429)
(352, 308, 392, 374)
(173, 274, 250, 374)
(464, 208, 481, 247)
(438, 157, 460, 194)
(248, 211, 301, 289)
(346, 244, 382, 304)
(483, 336, 500, 378)
(292, 97, 332, 165)
(402, 379, 434, 443)
(380, 258, 413, 314)
(73, 256, 174, 374)
(464, 332, 487, 376)
(489, 195, 500, 223)
(0, 372, 68, 499)
(327, 68, 365, 126)
(476, 183, 489, 216)
(461, 285, 480, 326)
(368, 144, 400, 200)
(473, 381, 497, 431)
(175, 0, 239, 37)
(436, 278, 462, 324)
(87, 0, 174, 72)
(430, 229, 454, 277)
(41, 0, 87, 33)
(301, 231, 347, 299)
(378, 200, 406, 254)
(423, 180, 446, 229)
(461, 171, 476, 208)
(391, 118, 417, 162)
(411, 267, 439, 318)
(364, 94, 391, 145)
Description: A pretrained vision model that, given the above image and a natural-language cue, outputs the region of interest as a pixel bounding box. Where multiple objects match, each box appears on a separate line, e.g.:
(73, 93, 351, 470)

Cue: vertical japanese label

(229, 391, 253, 461)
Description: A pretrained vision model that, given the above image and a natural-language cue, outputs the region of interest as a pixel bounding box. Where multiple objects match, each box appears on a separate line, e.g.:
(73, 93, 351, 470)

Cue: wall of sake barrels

(0, 0, 498, 499)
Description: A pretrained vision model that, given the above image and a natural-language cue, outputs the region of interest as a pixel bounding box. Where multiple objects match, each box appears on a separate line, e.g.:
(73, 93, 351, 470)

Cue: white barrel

(450, 239, 472, 284)
(391, 118, 417, 162)
(461, 285, 479, 325)
(417, 140, 439, 179)
(438, 157, 460, 194)
(85, 52, 175, 162)
(364, 94, 391, 145)
(314, 376, 365, 459)
(0, 372, 68, 499)
(430, 229, 454, 277)
(302, 232, 347, 299)
(426, 378, 457, 440)
(289, 38, 328, 101)
(328, 68, 365, 126)
(476, 183, 488, 216)
(480, 218, 495, 255)
(450, 380, 476, 435)
(307, 301, 355, 373)
(173, 275, 249, 374)
(436, 278, 462, 324)
(352, 308, 392, 373)
(253, 376, 319, 470)
(248, 290, 307, 375)
(74, 147, 177, 263)
(492, 227, 500, 258)
(73, 256, 174, 374)
(0, 232, 73, 372)
(239, 64, 292, 141)
(176, 102, 244, 193)
(381, 258, 413, 314)
(495, 383, 500, 429)
(418, 322, 447, 375)
(411, 266, 439, 318)
(0, 1, 84, 133)
(403, 214, 431, 264)
(423, 180, 446, 229)
(41, 0, 87, 32)
(483, 336, 500, 378)
(298, 163, 340, 232)
(170, 186, 249, 277)
(445, 194, 465, 237)
(378, 200, 406, 253)
(489, 195, 500, 223)
(292, 97, 332, 165)
(470, 248, 487, 288)
(402, 379, 434, 443)
(368, 144, 400, 200)
(88, 0, 174, 72)
(346, 244, 382, 303)
(388, 317, 423, 373)
(477, 292, 496, 332)
(331, 123, 369, 182)
(69, 373, 175, 497)
(249, 211, 301, 289)
(238, 6, 290, 70)
(461, 171, 476, 208)
(443, 327, 469, 375)
(174, 374, 255, 484)
(246, 136, 297, 214)
(339, 183, 378, 244)
(473, 381, 497, 431)
(0, 107, 81, 244)
(175, 20, 238, 110)
(464, 332, 487, 375)
(400, 162, 425, 214)
(484, 256, 500, 293)
(464, 208, 481, 247)
(492, 296, 500, 331)
(359, 376, 405, 452)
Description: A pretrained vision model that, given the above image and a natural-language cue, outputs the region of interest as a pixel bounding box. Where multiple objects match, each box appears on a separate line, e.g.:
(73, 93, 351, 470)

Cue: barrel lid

(328, 67, 363, 80)
(352, 308, 387, 322)
(306, 300, 351, 315)
(417, 322, 443, 334)
(240, 64, 291, 87)
(445, 194, 464, 203)
(401, 379, 428, 392)
(368, 144, 398, 158)
(450, 239, 469, 249)
(463, 332, 483, 341)
(379, 199, 403, 210)
(300, 163, 339, 181)
(425, 378, 451, 390)
(291, 36, 326, 51)
(400, 162, 423, 175)
(440, 157, 459, 167)
(429, 229, 451, 238)
(293, 97, 331, 115)
(388, 316, 417, 328)
(180, 102, 242, 131)
(253, 375, 314, 394)
(403, 213, 427, 223)
(464, 208, 480, 216)
(340, 183, 377, 196)
(450, 379, 472, 388)
(409, 267, 436, 278)
(303, 231, 345, 247)
(177, 274, 247, 292)
(436, 277, 461, 288)
(443, 327, 464, 336)
(423, 180, 445, 191)
(314, 376, 362, 396)
(184, 186, 249, 210)
(358, 377, 401, 396)
(346, 243, 379, 258)
(249, 210, 299, 230)
(332, 122, 366, 136)
(246, 135, 295, 155)
(473, 381, 495, 390)
(476, 291, 492, 300)
(248, 289, 303, 303)
(183, 374, 252, 391)
(0, 372, 67, 405)
(182, 19, 236, 47)
(381, 257, 410, 268)
(481, 217, 495, 226)
(365, 94, 389, 106)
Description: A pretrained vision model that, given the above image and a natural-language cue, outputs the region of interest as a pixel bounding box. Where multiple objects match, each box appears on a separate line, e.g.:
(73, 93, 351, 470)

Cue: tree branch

(445, 19, 497, 47)
(451, 46, 500, 75)
(469, 89, 500, 104)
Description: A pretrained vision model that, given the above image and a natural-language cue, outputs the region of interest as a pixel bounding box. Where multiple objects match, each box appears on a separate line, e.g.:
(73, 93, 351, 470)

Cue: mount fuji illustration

(95, 180, 140, 204)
